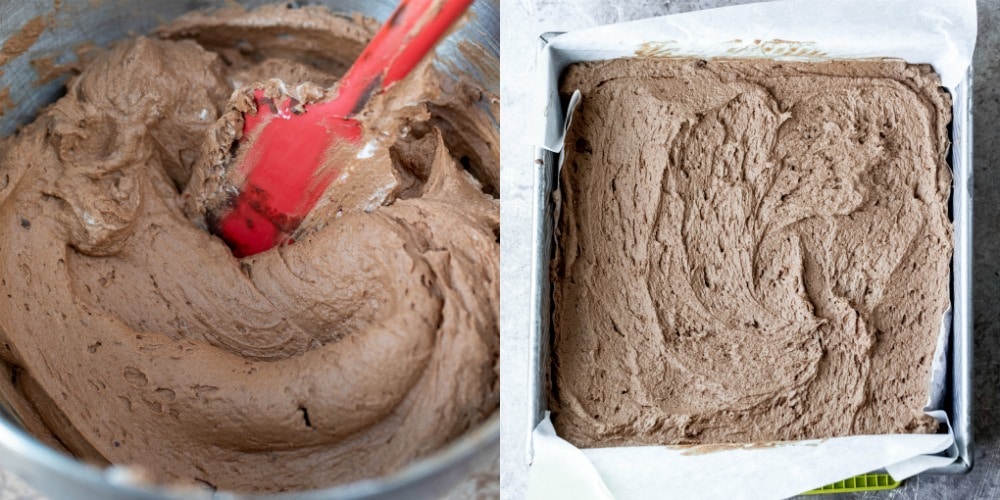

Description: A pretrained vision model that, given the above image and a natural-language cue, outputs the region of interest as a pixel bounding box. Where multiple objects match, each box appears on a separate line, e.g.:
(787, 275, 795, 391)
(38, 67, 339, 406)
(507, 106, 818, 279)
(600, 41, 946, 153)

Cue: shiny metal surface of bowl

(0, 0, 499, 498)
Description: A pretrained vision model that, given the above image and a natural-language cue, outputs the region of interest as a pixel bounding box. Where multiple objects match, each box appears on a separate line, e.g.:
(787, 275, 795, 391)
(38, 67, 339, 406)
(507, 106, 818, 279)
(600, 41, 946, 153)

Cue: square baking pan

(526, 31, 973, 476)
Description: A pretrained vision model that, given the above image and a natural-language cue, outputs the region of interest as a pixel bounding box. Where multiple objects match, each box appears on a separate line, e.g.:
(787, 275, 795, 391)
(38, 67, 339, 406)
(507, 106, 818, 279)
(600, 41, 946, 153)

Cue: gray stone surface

(498, 0, 1000, 498)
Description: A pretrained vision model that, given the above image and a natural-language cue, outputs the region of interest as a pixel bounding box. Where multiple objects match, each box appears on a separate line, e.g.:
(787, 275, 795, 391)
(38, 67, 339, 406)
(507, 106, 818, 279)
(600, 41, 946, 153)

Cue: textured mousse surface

(550, 58, 952, 447)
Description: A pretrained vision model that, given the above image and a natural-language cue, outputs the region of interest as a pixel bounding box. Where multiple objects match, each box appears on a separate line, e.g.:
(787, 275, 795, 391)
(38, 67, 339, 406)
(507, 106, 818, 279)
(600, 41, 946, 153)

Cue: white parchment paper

(529, 0, 976, 498)
(536, 0, 976, 150)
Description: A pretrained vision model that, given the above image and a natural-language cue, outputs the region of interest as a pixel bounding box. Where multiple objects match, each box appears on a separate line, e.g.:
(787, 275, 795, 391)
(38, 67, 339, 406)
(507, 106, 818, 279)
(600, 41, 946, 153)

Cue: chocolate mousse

(0, 4, 499, 492)
(550, 58, 951, 447)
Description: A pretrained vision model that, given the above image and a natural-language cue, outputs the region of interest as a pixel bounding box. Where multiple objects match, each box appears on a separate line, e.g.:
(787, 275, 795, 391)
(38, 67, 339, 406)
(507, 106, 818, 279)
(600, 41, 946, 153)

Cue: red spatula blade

(213, 0, 473, 257)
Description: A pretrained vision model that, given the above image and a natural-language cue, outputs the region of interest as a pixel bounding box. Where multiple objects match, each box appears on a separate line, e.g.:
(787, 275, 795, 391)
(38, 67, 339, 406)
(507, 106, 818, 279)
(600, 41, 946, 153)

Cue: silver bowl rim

(0, 399, 499, 498)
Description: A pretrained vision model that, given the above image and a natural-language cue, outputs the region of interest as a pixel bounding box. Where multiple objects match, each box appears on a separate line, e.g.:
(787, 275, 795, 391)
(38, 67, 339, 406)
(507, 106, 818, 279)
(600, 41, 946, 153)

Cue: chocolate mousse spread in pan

(551, 58, 951, 447)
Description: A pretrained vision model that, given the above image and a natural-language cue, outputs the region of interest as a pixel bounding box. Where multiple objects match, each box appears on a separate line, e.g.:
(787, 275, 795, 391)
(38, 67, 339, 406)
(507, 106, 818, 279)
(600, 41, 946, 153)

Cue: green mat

(802, 473, 900, 495)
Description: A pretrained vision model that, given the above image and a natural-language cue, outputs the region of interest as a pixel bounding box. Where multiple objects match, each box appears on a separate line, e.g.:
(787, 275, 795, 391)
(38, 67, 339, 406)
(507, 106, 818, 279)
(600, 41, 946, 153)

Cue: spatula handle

(321, 0, 475, 118)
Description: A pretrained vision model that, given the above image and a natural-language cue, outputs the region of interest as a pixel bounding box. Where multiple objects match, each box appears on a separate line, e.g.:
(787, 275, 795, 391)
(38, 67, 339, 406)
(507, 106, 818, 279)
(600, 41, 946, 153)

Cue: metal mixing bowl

(0, 0, 499, 498)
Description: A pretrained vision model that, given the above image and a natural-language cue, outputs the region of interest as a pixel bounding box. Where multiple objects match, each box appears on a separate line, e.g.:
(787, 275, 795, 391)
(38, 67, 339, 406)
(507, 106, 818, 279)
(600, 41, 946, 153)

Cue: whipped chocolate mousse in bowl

(0, 0, 499, 497)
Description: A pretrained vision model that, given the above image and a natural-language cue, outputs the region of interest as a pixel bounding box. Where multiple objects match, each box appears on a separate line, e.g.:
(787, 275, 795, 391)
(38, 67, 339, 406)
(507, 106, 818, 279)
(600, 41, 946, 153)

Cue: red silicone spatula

(211, 0, 474, 257)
